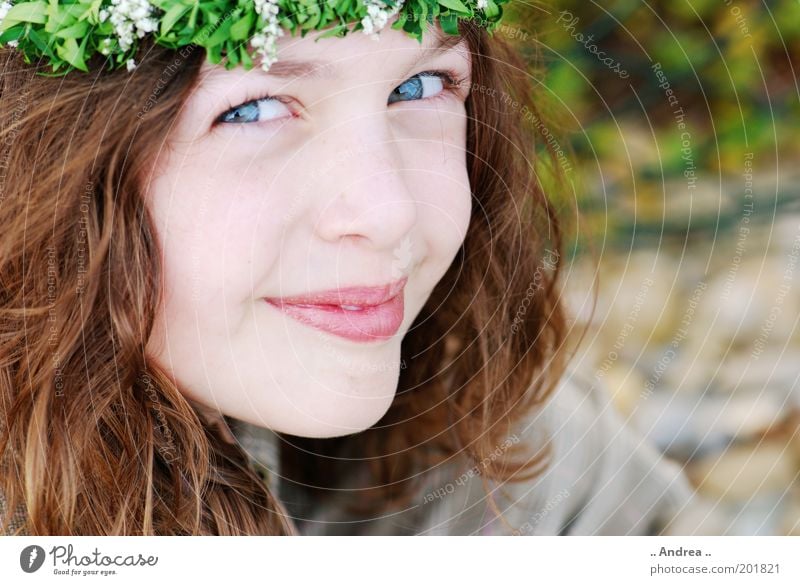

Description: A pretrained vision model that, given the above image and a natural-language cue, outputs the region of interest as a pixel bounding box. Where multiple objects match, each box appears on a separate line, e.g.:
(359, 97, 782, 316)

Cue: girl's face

(143, 19, 473, 438)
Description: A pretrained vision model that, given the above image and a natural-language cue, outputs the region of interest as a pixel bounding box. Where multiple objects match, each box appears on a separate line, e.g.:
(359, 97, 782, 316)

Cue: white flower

(0, 1, 16, 48)
(252, 0, 284, 72)
(0, 0, 13, 43)
(98, 8, 108, 22)
(477, 0, 488, 9)
(0, 1, 13, 22)
(361, 0, 406, 41)
(107, 0, 158, 53)
(126, 57, 136, 71)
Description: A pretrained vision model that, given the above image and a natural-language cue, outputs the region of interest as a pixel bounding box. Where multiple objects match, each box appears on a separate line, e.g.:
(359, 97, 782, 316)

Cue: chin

(305, 391, 398, 438)
(273, 387, 397, 439)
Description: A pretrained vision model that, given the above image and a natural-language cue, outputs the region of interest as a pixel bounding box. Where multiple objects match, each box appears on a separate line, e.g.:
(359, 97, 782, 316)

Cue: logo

(20, 545, 46, 573)
(391, 235, 413, 280)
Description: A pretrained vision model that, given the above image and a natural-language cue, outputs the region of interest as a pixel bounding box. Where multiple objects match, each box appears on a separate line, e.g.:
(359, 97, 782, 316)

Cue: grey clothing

(233, 370, 702, 535)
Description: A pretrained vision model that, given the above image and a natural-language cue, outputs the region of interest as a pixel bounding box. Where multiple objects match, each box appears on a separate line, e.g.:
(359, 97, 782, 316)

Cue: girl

(0, 2, 697, 535)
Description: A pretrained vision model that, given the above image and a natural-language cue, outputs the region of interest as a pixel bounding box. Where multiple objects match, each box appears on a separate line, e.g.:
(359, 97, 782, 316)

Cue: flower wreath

(0, 0, 509, 75)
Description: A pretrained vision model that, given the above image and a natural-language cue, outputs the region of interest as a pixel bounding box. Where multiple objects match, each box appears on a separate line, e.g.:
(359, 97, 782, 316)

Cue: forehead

(199, 21, 470, 81)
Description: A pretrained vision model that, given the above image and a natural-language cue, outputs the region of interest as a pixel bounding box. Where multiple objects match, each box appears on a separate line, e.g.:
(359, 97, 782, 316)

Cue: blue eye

(214, 70, 463, 127)
(216, 97, 292, 125)
(387, 71, 451, 104)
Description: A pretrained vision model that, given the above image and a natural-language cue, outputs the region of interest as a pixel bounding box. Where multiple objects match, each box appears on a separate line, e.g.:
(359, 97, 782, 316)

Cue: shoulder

(420, 369, 704, 535)
(285, 369, 712, 535)
(509, 369, 696, 534)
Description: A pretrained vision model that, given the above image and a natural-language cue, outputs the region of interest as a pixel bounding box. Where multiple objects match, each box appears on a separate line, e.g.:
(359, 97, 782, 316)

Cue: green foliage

(533, 0, 799, 248)
(0, 0, 509, 75)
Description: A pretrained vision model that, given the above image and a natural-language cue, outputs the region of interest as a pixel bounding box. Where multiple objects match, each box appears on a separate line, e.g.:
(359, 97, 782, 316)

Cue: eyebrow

(255, 29, 468, 80)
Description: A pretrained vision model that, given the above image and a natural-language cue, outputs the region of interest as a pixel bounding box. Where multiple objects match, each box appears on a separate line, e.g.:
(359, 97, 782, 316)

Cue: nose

(313, 122, 417, 250)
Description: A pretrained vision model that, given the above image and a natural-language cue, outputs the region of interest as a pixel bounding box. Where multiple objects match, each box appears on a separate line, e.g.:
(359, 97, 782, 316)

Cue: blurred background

(506, 1, 799, 534)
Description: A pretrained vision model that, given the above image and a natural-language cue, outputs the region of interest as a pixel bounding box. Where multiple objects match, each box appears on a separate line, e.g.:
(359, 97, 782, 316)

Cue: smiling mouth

(264, 277, 407, 343)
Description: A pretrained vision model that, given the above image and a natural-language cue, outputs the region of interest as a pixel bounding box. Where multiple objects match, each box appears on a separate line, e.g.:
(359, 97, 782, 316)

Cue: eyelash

(212, 68, 469, 129)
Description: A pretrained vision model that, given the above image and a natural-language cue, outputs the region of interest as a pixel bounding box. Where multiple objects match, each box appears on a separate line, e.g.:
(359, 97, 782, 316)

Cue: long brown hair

(0, 16, 569, 535)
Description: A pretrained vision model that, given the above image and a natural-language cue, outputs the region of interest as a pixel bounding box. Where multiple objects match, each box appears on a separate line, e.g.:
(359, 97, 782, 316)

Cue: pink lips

(264, 277, 407, 343)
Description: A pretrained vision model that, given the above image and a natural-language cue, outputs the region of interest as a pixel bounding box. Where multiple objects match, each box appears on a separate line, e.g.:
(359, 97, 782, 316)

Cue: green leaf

(418, 0, 428, 24)
(1, 2, 48, 29)
(225, 41, 239, 66)
(203, 14, 233, 47)
(54, 20, 90, 39)
(483, 0, 499, 19)
(191, 19, 218, 45)
(229, 10, 254, 41)
(207, 41, 223, 62)
(63, 4, 86, 19)
(0, 25, 23, 44)
(439, 12, 459, 35)
(188, 1, 200, 29)
(239, 43, 252, 69)
(317, 22, 347, 39)
(304, 6, 321, 29)
(278, 16, 295, 33)
(402, 13, 423, 42)
(55, 37, 87, 72)
(198, 8, 218, 25)
(26, 26, 58, 60)
(437, 0, 469, 14)
(390, 11, 407, 30)
(44, 1, 84, 32)
(161, 3, 192, 36)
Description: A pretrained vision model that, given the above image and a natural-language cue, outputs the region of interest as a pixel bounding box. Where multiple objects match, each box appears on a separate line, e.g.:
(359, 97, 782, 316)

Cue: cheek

(145, 155, 284, 319)
(418, 176, 471, 276)
(403, 127, 472, 260)
(411, 106, 470, 208)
